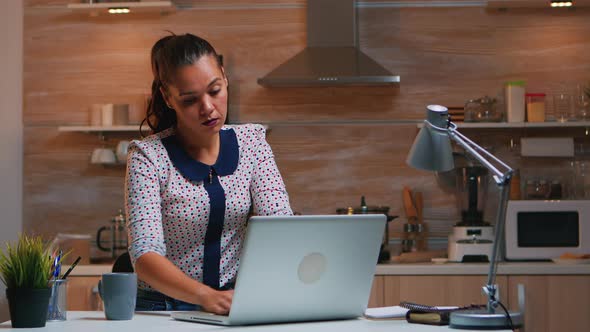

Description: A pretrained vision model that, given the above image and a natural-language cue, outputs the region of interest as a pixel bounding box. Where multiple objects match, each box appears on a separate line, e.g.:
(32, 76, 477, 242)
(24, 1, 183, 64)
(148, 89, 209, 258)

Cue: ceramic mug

(98, 273, 137, 320)
(115, 140, 130, 163)
(91, 148, 116, 165)
(101, 104, 114, 126)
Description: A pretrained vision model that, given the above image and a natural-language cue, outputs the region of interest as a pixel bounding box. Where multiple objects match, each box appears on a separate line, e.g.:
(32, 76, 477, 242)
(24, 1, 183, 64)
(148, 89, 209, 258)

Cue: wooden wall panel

(22, 1, 590, 247)
(23, 127, 129, 236)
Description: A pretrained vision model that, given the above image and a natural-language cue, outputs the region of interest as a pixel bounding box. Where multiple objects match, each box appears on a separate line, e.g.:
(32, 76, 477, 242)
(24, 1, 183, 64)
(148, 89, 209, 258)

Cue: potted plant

(0, 234, 54, 328)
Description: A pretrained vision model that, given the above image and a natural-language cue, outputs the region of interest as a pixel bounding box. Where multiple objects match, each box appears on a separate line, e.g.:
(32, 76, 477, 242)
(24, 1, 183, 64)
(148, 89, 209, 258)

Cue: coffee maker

(96, 209, 128, 260)
(448, 166, 495, 262)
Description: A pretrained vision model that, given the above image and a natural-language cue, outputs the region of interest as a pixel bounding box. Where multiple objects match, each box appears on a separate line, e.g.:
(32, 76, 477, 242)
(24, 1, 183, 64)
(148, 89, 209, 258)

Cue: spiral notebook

(400, 301, 485, 326)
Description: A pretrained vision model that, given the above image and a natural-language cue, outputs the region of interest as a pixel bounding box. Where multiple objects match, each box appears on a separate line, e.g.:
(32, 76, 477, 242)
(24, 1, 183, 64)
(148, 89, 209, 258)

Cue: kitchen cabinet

(66, 276, 103, 311)
(374, 275, 509, 307)
(368, 272, 590, 332)
(507, 275, 590, 332)
(368, 276, 385, 308)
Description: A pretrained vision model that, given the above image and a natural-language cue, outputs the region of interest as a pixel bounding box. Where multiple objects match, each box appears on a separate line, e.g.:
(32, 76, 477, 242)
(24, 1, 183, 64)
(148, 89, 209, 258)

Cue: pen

(61, 256, 82, 280)
(56, 250, 63, 280)
(51, 250, 62, 281)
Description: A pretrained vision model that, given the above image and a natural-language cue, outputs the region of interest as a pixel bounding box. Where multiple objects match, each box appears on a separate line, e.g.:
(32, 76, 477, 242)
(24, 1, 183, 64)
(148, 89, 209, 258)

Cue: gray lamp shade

(406, 122, 455, 172)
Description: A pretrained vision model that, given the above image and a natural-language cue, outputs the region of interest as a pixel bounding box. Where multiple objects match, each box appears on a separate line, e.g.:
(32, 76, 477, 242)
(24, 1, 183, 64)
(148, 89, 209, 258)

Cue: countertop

(1, 311, 510, 332)
(375, 261, 590, 275)
(67, 262, 590, 277)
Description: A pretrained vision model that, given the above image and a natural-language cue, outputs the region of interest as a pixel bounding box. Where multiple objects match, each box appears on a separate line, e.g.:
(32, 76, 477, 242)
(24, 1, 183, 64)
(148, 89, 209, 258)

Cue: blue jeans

(135, 288, 200, 311)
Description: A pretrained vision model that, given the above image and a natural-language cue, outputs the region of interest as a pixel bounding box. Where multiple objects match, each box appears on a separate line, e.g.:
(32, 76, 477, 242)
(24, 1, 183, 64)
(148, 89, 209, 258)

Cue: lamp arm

(425, 121, 513, 184)
(452, 131, 513, 314)
(487, 180, 510, 290)
(427, 120, 514, 313)
(447, 125, 513, 184)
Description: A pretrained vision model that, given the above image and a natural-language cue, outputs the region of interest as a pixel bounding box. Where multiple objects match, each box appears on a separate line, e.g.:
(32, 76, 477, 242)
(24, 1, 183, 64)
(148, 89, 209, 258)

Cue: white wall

(0, 0, 23, 323)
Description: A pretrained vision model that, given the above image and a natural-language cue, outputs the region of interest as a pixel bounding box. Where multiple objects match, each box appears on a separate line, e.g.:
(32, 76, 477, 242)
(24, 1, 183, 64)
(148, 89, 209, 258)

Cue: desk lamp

(406, 105, 523, 330)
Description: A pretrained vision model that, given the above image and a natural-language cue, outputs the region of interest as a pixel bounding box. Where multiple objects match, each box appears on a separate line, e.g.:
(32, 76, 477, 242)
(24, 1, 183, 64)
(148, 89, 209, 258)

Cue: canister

(525, 93, 546, 122)
(505, 81, 526, 122)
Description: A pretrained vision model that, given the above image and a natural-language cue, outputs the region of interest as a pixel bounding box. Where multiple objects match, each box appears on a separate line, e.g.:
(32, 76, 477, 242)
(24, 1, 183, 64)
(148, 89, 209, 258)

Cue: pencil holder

(47, 279, 68, 321)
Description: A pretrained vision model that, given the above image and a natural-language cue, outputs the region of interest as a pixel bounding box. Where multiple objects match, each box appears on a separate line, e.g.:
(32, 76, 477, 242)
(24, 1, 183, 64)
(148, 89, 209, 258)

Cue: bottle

(510, 169, 521, 200)
(505, 81, 526, 123)
(360, 196, 368, 214)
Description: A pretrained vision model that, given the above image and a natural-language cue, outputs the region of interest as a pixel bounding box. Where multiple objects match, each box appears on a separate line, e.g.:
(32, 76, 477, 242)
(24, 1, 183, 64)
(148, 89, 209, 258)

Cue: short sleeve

(125, 140, 167, 264)
(249, 125, 293, 216)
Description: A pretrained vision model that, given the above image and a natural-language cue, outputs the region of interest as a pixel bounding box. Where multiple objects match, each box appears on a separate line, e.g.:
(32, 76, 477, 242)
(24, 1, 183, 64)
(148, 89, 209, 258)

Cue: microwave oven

(504, 200, 590, 260)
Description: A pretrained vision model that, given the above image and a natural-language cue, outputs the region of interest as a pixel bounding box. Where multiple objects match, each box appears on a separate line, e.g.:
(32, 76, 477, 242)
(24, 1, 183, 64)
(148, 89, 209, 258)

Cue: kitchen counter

(376, 261, 590, 275)
(68, 264, 112, 276)
(69, 262, 590, 277)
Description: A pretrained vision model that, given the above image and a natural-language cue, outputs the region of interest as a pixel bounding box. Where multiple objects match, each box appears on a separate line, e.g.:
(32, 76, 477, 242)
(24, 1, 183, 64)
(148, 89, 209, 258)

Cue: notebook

(171, 214, 386, 326)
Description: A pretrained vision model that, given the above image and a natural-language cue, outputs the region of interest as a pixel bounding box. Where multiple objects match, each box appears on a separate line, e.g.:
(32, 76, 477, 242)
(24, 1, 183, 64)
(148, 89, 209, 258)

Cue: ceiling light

(551, 1, 573, 7)
(108, 7, 130, 14)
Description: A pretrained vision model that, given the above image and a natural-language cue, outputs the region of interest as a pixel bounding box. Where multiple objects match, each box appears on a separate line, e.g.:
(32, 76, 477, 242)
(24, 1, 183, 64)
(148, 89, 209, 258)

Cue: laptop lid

(172, 214, 386, 325)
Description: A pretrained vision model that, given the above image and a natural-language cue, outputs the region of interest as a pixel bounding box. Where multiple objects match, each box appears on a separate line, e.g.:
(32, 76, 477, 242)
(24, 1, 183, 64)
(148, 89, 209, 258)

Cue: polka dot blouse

(125, 123, 293, 290)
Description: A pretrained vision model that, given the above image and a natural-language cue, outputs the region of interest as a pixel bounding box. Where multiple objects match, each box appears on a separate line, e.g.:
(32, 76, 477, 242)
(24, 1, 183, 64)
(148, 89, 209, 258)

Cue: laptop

(171, 214, 386, 326)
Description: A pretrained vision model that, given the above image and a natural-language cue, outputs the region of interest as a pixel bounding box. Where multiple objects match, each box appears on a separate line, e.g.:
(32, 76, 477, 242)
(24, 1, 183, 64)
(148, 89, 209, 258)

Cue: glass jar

(525, 179, 550, 199)
(464, 96, 502, 122)
(525, 93, 546, 122)
(553, 92, 574, 123)
(525, 180, 537, 199)
(538, 180, 550, 199)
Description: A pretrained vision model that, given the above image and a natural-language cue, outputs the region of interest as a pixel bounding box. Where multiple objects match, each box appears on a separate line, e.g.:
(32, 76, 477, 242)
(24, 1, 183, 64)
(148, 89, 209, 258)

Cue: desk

(0, 311, 510, 332)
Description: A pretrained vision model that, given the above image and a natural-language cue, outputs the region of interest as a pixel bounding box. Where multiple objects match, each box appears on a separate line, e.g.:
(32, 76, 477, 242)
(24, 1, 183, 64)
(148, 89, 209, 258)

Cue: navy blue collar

(161, 128, 239, 182)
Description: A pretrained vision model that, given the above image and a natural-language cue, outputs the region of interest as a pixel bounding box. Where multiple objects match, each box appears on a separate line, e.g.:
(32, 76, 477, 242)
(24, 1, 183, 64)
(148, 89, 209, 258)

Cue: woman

(125, 33, 293, 314)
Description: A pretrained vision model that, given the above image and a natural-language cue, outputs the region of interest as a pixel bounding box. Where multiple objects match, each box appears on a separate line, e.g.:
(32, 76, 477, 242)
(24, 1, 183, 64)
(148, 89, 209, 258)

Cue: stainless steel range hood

(257, 0, 400, 87)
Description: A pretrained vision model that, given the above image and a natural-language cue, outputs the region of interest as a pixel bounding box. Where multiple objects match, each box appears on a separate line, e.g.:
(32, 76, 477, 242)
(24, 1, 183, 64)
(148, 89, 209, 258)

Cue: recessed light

(108, 7, 130, 14)
(551, 1, 573, 7)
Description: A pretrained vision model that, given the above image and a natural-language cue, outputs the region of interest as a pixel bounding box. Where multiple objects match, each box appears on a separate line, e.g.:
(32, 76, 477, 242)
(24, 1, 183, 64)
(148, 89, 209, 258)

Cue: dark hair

(142, 33, 222, 135)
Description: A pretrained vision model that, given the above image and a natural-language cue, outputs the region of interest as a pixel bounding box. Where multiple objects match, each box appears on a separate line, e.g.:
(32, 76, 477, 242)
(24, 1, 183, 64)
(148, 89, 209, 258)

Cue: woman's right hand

(199, 287, 234, 315)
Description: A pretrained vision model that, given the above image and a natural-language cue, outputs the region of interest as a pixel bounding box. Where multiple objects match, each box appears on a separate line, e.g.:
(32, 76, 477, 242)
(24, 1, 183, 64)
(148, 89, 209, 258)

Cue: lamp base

(449, 309, 524, 330)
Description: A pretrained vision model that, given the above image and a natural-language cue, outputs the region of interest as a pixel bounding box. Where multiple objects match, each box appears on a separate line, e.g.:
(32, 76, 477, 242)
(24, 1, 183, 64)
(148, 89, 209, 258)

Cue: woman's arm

(134, 252, 232, 314)
(249, 125, 293, 216)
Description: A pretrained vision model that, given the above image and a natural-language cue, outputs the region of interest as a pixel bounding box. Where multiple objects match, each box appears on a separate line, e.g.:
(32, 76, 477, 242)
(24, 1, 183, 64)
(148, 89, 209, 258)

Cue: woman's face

(161, 54, 228, 136)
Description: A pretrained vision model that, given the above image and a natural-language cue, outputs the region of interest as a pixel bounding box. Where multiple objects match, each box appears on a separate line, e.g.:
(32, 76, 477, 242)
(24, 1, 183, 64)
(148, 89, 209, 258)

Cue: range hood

(257, 0, 400, 87)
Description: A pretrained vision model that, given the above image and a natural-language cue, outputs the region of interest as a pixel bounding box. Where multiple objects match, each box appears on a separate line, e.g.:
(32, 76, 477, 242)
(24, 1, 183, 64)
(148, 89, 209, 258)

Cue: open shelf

(487, 0, 590, 9)
(58, 125, 141, 133)
(417, 121, 590, 129)
(67, 1, 175, 14)
(58, 123, 269, 133)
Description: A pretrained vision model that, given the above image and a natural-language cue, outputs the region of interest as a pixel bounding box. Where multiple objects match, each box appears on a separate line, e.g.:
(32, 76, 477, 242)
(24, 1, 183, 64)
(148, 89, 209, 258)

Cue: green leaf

(0, 234, 54, 289)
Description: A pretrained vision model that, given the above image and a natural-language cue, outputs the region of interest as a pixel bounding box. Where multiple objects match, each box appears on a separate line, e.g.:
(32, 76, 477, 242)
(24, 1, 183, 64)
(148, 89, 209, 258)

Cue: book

(406, 310, 453, 325)
(400, 301, 486, 326)
(364, 306, 408, 319)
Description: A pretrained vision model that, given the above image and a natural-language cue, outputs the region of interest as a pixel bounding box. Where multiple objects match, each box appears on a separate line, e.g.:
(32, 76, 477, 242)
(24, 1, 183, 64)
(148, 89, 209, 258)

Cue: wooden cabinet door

(508, 275, 590, 332)
(383, 275, 509, 307)
(367, 276, 384, 308)
(66, 276, 103, 311)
